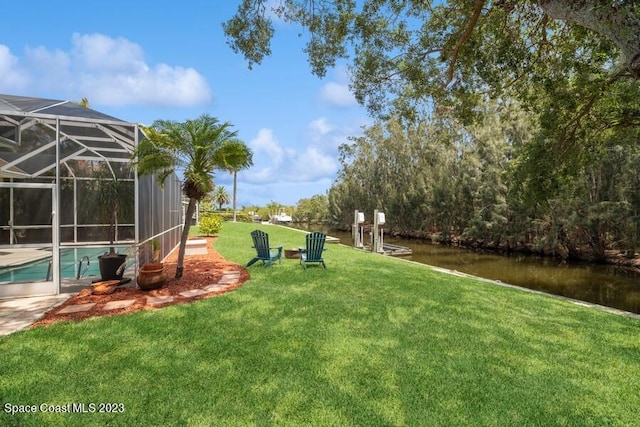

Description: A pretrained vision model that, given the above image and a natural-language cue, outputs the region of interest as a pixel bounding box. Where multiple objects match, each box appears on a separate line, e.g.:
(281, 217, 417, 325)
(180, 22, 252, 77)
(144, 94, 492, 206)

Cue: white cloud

(84, 63, 211, 107)
(305, 116, 364, 153)
(71, 33, 146, 73)
(250, 128, 286, 166)
(320, 81, 357, 107)
(235, 116, 370, 205)
(291, 147, 337, 181)
(26, 45, 71, 73)
(318, 65, 358, 107)
(245, 127, 338, 185)
(246, 128, 287, 184)
(0, 34, 212, 107)
(0, 45, 29, 91)
(308, 117, 333, 135)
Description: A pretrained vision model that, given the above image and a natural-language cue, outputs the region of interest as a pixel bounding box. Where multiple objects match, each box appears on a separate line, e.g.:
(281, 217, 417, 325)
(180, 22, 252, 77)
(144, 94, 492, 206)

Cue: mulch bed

(31, 237, 249, 328)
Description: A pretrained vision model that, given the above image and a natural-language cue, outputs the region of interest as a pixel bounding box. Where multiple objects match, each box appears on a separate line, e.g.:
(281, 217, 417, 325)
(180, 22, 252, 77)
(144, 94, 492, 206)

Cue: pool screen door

(0, 183, 57, 298)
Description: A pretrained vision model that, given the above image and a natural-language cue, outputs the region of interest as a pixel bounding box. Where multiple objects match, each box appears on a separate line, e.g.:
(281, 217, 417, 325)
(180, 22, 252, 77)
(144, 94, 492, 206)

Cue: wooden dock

(325, 235, 340, 244)
(382, 243, 413, 256)
(361, 243, 413, 256)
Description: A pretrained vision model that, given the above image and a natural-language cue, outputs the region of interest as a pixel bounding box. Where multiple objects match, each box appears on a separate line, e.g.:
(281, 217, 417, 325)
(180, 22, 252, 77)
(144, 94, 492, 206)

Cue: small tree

(93, 163, 134, 256)
(214, 139, 253, 222)
(212, 186, 231, 210)
(132, 114, 237, 279)
(199, 213, 223, 236)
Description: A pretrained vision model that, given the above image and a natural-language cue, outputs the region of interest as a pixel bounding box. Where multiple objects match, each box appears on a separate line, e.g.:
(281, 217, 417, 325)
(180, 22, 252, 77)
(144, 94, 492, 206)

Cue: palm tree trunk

(232, 171, 238, 222)
(176, 197, 197, 278)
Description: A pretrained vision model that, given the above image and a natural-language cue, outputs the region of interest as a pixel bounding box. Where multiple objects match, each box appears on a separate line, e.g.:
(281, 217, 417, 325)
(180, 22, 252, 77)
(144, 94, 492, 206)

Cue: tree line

(327, 97, 640, 263)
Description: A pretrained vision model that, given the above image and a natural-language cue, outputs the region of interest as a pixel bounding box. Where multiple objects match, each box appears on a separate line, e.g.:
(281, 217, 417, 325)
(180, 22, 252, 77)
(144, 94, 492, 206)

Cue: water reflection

(292, 224, 640, 314)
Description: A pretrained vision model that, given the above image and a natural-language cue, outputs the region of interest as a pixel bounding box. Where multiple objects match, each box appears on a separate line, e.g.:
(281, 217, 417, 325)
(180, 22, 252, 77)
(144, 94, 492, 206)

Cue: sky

(0, 1, 371, 208)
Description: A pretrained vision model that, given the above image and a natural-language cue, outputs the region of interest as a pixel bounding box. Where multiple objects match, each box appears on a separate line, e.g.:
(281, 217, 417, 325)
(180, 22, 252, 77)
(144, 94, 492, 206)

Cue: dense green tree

(296, 194, 329, 223)
(328, 113, 471, 237)
(132, 114, 237, 278)
(330, 94, 640, 260)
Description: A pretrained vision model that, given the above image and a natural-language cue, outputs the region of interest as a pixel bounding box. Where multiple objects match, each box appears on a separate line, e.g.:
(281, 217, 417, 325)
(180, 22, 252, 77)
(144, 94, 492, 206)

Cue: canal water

(293, 225, 640, 315)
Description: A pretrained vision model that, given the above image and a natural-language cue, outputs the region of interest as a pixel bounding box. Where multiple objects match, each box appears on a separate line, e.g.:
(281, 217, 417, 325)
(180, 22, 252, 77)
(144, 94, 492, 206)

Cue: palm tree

(214, 138, 254, 222)
(132, 114, 237, 278)
(212, 186, 231, 210)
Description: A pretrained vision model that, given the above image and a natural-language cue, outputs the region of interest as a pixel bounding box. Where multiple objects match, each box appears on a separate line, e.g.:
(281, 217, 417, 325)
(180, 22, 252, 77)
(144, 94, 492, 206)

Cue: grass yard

(1, 222, 639, 426)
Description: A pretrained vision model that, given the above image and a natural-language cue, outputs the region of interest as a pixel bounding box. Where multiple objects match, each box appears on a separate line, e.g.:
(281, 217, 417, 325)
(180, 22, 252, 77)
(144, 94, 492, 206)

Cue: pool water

(0, 248, 132, 283)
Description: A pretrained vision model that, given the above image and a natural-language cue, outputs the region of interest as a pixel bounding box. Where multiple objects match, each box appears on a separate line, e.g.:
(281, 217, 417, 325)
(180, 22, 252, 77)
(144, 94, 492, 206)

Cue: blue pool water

(0, 248, 132, 283)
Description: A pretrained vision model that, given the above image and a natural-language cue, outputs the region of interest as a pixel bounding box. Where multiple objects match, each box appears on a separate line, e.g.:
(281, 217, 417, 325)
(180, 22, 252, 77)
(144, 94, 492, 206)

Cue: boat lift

(352, 209, 412, 256)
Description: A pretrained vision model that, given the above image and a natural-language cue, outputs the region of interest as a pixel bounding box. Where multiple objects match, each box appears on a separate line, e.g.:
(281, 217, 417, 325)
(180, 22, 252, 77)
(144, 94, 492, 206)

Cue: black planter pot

(98, 254, 127, 281)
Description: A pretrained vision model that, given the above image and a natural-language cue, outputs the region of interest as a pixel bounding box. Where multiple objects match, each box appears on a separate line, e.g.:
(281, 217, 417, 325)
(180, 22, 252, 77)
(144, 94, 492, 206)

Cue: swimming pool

(0, 248, 133, 283)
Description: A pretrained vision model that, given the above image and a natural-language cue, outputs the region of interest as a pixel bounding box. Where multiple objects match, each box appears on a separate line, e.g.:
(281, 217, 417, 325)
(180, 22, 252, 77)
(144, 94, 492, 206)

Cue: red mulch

(30, 237, 249, 328)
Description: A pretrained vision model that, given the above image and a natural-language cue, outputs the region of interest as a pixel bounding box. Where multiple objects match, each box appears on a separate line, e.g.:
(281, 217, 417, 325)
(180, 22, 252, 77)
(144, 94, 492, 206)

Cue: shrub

(199, 214, 223, 236)
(217, 212, 254, 223)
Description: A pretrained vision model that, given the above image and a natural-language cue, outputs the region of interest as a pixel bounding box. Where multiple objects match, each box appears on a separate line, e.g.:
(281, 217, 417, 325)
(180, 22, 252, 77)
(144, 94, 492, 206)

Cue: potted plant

(136, 262, 167, 291)
(136, 238, 167, 291)
(94, 165, 132, 281)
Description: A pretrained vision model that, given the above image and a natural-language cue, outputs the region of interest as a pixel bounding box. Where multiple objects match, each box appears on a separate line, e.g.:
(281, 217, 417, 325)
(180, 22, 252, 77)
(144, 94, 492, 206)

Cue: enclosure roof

(0, 94, 129, 124)
(0, 94, 143, 179)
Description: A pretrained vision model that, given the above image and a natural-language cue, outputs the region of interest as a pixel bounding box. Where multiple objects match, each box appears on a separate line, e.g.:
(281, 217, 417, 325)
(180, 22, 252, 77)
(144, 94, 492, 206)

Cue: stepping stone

(204, 284, 228, 292)
(179, 289, 207, 298)
(218, 272, 241, 284)
(222, 271, 241, 277)
(147, 296, 174, 306)
(58, 303, 96, 314)
(103, 300, 135, 311)
(185, 239, 208, 255)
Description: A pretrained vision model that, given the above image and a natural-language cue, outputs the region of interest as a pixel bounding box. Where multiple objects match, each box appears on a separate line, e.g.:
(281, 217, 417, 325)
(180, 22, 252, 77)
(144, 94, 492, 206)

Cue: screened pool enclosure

(0, 94, 182, 298)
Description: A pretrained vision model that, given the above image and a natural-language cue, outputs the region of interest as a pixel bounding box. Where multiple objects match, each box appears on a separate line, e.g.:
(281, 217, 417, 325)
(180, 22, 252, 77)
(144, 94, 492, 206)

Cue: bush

(199, 214, 223, 236)
(217, 212, 254, 223)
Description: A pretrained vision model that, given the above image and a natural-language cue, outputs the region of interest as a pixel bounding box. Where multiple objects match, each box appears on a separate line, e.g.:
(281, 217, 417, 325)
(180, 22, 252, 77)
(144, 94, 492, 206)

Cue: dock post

(373, 210, 385, 253)
(353, 210, 365, 248)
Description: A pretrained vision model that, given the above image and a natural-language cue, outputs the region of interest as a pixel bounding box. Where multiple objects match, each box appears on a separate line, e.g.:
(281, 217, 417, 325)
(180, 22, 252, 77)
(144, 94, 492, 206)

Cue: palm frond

(132, 114, 240, 199)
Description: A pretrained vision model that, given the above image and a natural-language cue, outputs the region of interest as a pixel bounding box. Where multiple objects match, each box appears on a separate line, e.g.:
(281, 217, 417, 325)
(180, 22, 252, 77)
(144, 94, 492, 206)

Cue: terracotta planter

(137, 263, 167, 291)
(141, 262, 164, 273)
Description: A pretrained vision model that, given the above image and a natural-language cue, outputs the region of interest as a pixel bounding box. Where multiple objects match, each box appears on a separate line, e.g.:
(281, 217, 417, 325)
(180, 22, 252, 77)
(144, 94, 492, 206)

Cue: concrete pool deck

(0, 248, 51, 268)
(0, 279, 130, 336)
(0, 293, 72, 336)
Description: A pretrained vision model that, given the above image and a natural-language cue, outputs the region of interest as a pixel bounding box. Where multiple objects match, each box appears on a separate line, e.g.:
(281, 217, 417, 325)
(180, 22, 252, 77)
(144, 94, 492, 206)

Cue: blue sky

(1, 1, 371, 208)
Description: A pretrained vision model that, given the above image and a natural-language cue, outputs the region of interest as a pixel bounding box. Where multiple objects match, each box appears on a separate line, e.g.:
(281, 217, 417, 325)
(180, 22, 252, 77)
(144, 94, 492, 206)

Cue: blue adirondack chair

(299, 231, 327, 269)
(247, 230, 283, 267)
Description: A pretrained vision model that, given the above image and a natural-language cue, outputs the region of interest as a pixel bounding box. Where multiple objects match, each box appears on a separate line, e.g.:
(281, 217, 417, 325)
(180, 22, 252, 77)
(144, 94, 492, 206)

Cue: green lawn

(1, 222, 639, 426)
